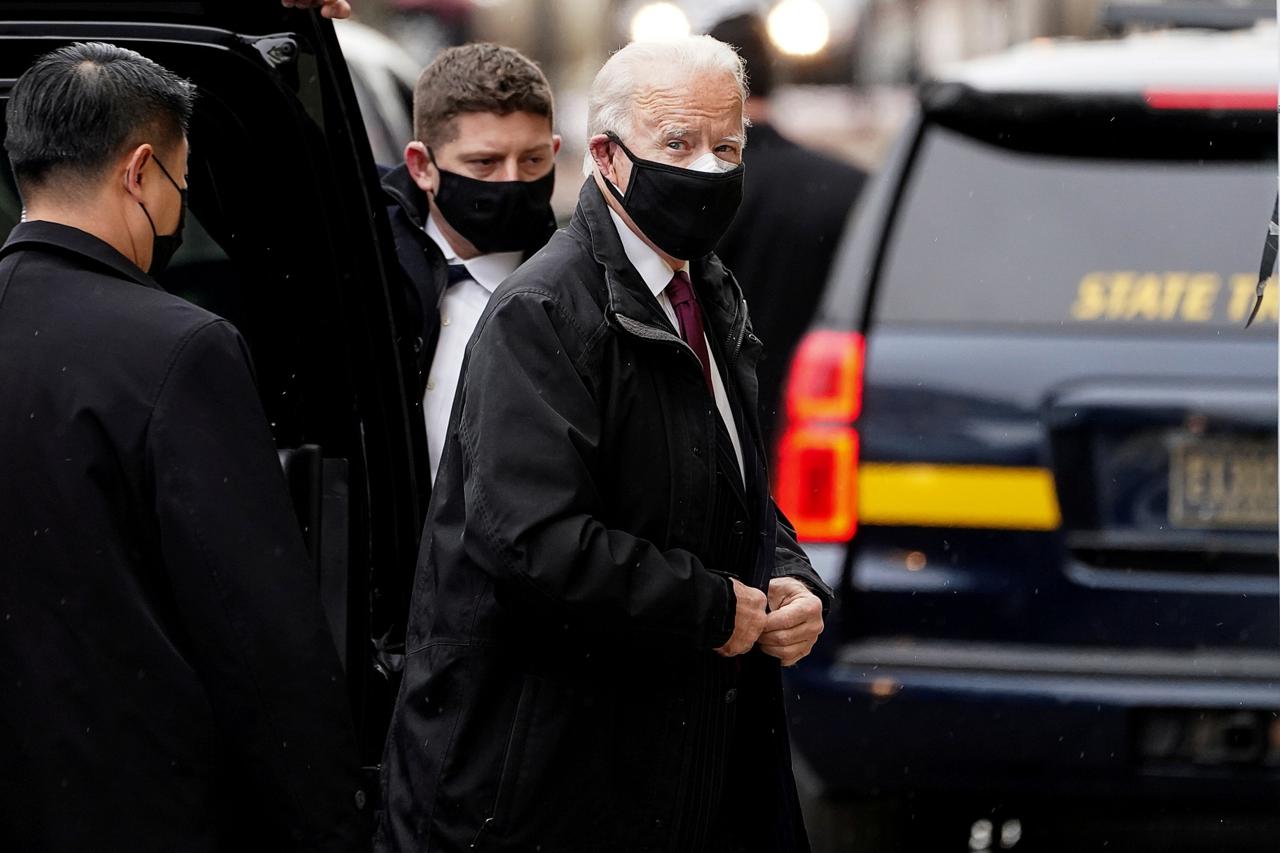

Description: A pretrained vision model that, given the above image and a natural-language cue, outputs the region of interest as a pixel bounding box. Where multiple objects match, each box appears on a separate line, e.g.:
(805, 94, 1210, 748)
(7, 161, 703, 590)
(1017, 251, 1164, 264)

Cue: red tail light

(775, 330, 864, 542)
(1144, 90, 1277, 111)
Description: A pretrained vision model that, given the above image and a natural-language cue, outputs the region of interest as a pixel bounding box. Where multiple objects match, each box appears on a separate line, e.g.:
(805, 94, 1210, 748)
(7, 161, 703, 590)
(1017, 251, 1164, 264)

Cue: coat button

(692, 445, 702, 457)
(724, 688, 737, 704)
(355, 789, 367, 810)
(732, 520, 745, 535)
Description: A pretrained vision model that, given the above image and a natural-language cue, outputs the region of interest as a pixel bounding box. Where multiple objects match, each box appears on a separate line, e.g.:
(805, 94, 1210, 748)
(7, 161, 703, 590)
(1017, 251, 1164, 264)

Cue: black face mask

(138, 156, 187, 275)
(602, 132, 745, 261)
(431, 152, 556, 255)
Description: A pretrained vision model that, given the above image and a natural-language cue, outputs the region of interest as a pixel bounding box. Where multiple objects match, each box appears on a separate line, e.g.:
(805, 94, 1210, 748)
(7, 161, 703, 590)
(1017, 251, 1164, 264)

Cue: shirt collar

(606, 206, 687, 301)
(424, 213, 521, 293)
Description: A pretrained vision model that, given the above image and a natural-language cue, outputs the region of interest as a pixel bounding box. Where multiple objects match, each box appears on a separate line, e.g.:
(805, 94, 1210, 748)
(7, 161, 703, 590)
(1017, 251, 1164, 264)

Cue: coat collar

(381, 162, 432, 232)
(1, 220, 162, 291)
(568, 177, 748, 356)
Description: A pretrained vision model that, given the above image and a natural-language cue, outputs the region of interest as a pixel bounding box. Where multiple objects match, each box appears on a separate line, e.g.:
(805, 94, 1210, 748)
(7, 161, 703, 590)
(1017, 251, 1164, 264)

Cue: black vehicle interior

(0, 16, 424, 765)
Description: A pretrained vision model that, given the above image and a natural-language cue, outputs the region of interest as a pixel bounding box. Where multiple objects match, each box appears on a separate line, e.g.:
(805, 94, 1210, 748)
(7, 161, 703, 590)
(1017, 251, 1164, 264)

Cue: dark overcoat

(0, 222, 366, 852)
(378, 181, 832, 853)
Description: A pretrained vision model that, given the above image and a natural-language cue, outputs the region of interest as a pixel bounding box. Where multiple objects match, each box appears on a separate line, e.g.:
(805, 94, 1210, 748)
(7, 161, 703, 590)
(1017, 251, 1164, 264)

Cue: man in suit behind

(710, 13, 867, 448)
(0, 42, 365, 852)
(380, 42, 559, 485)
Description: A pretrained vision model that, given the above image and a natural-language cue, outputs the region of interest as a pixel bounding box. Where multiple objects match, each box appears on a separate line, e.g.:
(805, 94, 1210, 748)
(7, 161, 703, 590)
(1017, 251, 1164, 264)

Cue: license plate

(1169, 437, 1278, 529)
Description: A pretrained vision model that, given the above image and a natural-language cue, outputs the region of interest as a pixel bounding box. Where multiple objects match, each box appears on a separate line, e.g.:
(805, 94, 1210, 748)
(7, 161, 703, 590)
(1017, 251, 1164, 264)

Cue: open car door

(0, 1, 427, 770)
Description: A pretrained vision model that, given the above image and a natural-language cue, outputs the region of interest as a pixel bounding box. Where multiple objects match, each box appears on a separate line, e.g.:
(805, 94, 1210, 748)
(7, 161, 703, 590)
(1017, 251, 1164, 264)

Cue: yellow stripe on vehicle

(859, 464, 1062, 530)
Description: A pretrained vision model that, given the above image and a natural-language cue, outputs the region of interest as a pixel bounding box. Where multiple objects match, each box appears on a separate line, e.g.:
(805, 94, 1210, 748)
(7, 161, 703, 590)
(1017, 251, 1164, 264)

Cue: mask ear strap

(600, 132, 633, 206)
(603, 131, 636, 163)
(151, 154, 183, 192)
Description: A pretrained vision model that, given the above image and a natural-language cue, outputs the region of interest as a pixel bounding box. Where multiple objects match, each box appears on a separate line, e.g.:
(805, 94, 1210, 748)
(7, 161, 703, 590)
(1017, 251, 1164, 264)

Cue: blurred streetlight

(629, 2, 692, 43)
(766, 0, 830, 57)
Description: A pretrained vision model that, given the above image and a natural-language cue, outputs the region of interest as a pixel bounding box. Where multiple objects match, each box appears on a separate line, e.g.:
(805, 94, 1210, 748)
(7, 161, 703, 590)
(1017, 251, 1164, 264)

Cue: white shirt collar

(424, 213, 522, 294)
(607, 206, 687, 302)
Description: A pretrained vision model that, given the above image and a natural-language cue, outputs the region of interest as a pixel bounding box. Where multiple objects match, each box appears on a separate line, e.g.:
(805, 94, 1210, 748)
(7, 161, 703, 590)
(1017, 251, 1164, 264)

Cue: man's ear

(551, 134, 563, 157)
(404, 141, 437, 195)
(122, 143, 153, 202)
(587, 134, 618, 184)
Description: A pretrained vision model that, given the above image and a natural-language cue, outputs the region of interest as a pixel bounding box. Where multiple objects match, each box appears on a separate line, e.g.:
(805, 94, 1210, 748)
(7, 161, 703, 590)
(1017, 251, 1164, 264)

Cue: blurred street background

(332, 0, 1272, 214)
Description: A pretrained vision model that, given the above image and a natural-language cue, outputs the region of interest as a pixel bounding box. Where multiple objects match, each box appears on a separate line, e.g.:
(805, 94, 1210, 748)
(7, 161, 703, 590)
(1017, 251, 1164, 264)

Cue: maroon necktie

(666, 270, 714, 393)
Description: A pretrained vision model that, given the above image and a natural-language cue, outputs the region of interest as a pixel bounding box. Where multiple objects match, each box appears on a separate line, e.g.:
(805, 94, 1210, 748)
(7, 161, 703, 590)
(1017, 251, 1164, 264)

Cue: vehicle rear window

(875, 122, 1277, 330)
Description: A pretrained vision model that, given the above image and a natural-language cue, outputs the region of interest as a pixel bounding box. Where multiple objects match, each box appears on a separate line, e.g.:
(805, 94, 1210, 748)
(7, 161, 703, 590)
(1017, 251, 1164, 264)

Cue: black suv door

(0, 1, 426, 765)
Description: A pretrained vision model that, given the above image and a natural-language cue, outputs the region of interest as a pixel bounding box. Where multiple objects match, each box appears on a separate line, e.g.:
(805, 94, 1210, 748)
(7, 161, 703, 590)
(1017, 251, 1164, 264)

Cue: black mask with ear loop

(428, 147, 556, 255)
(137, 155, 187, 275)
(601, 132, 744, 260)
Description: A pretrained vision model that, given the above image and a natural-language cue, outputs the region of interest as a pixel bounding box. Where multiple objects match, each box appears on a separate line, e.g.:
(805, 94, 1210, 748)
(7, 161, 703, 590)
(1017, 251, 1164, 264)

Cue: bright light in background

(630, 2, 692, 43)
(767, 0, 831, 57)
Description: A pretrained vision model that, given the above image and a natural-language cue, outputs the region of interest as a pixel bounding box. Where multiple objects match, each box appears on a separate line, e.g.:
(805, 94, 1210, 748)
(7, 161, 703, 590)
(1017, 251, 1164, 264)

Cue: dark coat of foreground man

(378, 179, 834, 853)
(0, 222, 366, 851)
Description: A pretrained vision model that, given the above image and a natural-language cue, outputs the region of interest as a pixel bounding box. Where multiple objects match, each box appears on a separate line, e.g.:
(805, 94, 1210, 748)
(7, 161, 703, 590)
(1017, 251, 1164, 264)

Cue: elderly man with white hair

(377, 35, 831, 853)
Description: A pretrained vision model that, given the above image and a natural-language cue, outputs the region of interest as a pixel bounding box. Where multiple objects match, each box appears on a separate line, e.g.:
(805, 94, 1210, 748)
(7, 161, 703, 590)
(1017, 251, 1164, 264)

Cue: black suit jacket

(0, 222, 366, 852)
(716, 122, 866, 446)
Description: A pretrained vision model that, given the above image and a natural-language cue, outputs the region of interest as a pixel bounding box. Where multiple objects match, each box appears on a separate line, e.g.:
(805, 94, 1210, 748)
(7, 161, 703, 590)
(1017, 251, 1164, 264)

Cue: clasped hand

(714, 576, 823, 666)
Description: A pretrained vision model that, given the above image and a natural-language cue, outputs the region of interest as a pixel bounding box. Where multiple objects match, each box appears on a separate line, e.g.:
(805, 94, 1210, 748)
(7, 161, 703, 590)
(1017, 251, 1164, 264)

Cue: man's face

(598, 70, 744, 196)
(417, 110, 559, 190)
(405, 109, 559, 258)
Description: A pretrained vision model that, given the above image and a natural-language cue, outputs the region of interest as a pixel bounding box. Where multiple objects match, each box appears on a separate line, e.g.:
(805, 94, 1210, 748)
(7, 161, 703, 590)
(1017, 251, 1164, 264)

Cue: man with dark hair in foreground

(0, 42, 365, 852)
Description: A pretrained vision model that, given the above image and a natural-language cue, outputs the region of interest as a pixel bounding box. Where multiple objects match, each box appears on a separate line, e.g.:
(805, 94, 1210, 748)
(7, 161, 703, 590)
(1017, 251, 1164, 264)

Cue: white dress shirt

(423, 214, 523, 482)
(607, 207, 744, 482)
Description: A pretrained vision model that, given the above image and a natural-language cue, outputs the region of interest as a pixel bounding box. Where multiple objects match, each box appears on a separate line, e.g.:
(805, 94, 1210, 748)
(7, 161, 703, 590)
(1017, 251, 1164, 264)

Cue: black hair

(709, 13, 775, 100)
(4, 42, 194, 195)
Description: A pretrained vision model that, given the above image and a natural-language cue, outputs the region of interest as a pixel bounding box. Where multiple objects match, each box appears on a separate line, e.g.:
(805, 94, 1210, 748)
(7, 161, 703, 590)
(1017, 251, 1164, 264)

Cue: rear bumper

(786, 639, 1280, 805)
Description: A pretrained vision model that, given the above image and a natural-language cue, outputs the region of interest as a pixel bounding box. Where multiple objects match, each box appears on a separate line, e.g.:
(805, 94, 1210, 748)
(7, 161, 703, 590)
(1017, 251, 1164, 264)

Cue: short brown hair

(413, 43, 553, 147)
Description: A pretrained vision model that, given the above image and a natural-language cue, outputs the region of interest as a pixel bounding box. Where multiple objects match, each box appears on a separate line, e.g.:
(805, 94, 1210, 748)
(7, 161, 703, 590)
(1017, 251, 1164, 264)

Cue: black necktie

(446, 263, 470, 287)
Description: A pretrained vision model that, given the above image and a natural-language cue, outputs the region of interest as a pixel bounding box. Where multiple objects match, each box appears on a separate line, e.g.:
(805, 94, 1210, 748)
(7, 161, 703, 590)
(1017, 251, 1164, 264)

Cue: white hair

(582, 35, 747, 177)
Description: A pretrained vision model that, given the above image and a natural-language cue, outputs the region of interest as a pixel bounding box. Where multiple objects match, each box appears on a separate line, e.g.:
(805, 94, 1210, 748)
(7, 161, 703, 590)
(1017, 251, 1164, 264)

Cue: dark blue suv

(777, 24, 1279, 852)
